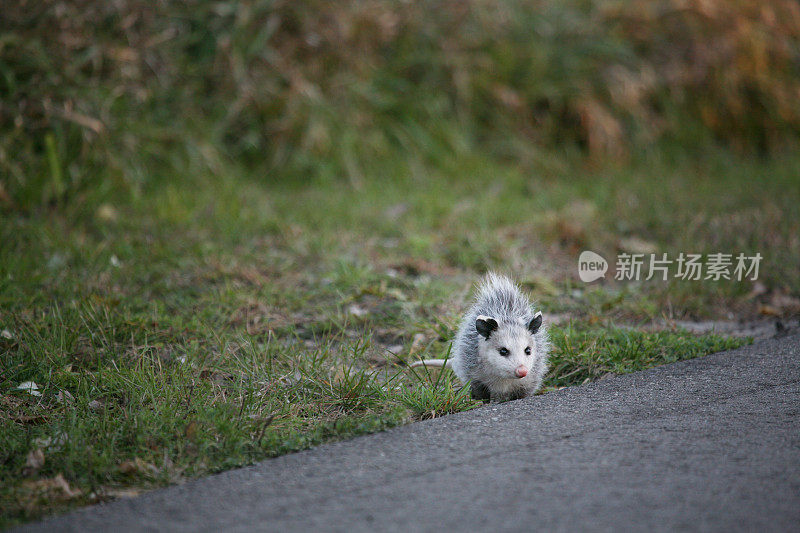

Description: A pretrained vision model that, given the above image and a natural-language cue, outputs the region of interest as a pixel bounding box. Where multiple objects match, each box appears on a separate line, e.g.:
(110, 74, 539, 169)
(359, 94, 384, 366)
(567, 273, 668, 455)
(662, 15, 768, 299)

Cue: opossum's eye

(498, 347, 510, 357)
(524, 346, 531, 355)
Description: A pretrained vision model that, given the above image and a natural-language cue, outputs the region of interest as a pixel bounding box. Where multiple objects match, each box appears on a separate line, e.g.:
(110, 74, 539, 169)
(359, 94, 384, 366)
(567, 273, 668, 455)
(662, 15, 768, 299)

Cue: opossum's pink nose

(515, 365, 528, 378)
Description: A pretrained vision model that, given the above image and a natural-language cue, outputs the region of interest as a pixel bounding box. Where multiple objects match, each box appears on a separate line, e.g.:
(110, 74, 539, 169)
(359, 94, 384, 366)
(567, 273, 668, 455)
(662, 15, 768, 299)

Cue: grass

(546, 326, 746, 389)
(1, 148, 780, 526)
(0, 296, 746, 527)
(2, 137, 797, 528)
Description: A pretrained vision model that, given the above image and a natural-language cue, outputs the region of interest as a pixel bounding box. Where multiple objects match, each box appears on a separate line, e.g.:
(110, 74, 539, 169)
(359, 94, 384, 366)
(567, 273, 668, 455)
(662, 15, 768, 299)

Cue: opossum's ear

(476, 315, 498, 339)
(527, 312, 543, 334)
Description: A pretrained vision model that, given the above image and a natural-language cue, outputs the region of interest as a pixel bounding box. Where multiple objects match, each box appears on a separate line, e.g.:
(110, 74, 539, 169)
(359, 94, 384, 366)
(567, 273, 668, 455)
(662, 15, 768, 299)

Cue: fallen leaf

(22, 474, 82, 500)
(758, 304, 781, 316)
(23, 449, 45, 476)
(96, 204, 118, 222)
(101, 487, 141, 499)
(118, 460, 138, 475)
(119, 458, 160, 477)
(56, 390, 75, 405)
(16, 381, 41, 396)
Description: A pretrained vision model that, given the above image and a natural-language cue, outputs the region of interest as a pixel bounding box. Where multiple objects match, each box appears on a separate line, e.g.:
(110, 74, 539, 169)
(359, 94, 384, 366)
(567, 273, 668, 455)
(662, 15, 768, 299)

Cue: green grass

(1, 148, 774, 526)
(0, 296, 747, 527)
(2, 141, 796, 528)
(546, 326, 746, 389)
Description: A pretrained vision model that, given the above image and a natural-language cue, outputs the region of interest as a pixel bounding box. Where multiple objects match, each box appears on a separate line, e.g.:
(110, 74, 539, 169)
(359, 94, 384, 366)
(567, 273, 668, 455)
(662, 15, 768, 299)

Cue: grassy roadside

(4, 146, 795, 525)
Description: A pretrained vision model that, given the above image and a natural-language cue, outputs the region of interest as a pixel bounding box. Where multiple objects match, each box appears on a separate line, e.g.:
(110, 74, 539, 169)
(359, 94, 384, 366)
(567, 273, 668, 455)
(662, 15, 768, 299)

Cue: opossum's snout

(515, 365, 528, 378)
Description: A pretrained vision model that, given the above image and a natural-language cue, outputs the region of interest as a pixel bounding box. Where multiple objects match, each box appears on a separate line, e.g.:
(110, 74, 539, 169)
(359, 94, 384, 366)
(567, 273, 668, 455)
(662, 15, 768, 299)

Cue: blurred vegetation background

(3, 0, 800, 209)
(3, 1, 800, 524)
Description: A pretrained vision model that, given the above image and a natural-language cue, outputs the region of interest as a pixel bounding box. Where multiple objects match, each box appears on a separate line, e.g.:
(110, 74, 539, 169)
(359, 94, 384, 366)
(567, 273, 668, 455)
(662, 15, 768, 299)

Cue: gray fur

(451, 273, 550, 402)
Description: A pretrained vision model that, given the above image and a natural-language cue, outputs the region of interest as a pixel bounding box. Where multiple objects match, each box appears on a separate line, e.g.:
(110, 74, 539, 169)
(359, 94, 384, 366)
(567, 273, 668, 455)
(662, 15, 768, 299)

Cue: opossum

(411, 273, 549, 402)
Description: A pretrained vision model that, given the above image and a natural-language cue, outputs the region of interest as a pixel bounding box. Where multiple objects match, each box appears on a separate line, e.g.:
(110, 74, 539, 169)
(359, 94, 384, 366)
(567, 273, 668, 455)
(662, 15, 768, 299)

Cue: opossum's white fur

(412, 273, 549, 401)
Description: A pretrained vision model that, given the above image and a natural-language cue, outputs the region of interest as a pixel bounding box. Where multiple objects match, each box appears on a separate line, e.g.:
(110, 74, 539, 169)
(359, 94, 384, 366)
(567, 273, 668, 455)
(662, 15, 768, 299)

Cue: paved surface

(20, 332, 800, 532)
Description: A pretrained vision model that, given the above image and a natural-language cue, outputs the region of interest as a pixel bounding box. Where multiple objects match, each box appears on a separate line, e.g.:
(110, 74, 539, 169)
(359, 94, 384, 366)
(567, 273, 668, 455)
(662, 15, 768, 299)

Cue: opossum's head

(475, 313, 543, 380)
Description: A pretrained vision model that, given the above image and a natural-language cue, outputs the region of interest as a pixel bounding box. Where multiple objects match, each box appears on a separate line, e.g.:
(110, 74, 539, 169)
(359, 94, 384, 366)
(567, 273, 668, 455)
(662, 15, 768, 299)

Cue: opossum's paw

(470, 381, 492, 402)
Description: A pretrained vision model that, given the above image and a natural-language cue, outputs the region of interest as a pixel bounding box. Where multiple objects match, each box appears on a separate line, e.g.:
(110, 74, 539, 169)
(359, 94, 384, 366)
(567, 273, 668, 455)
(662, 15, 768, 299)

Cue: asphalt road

(20, 331, 800, 532)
